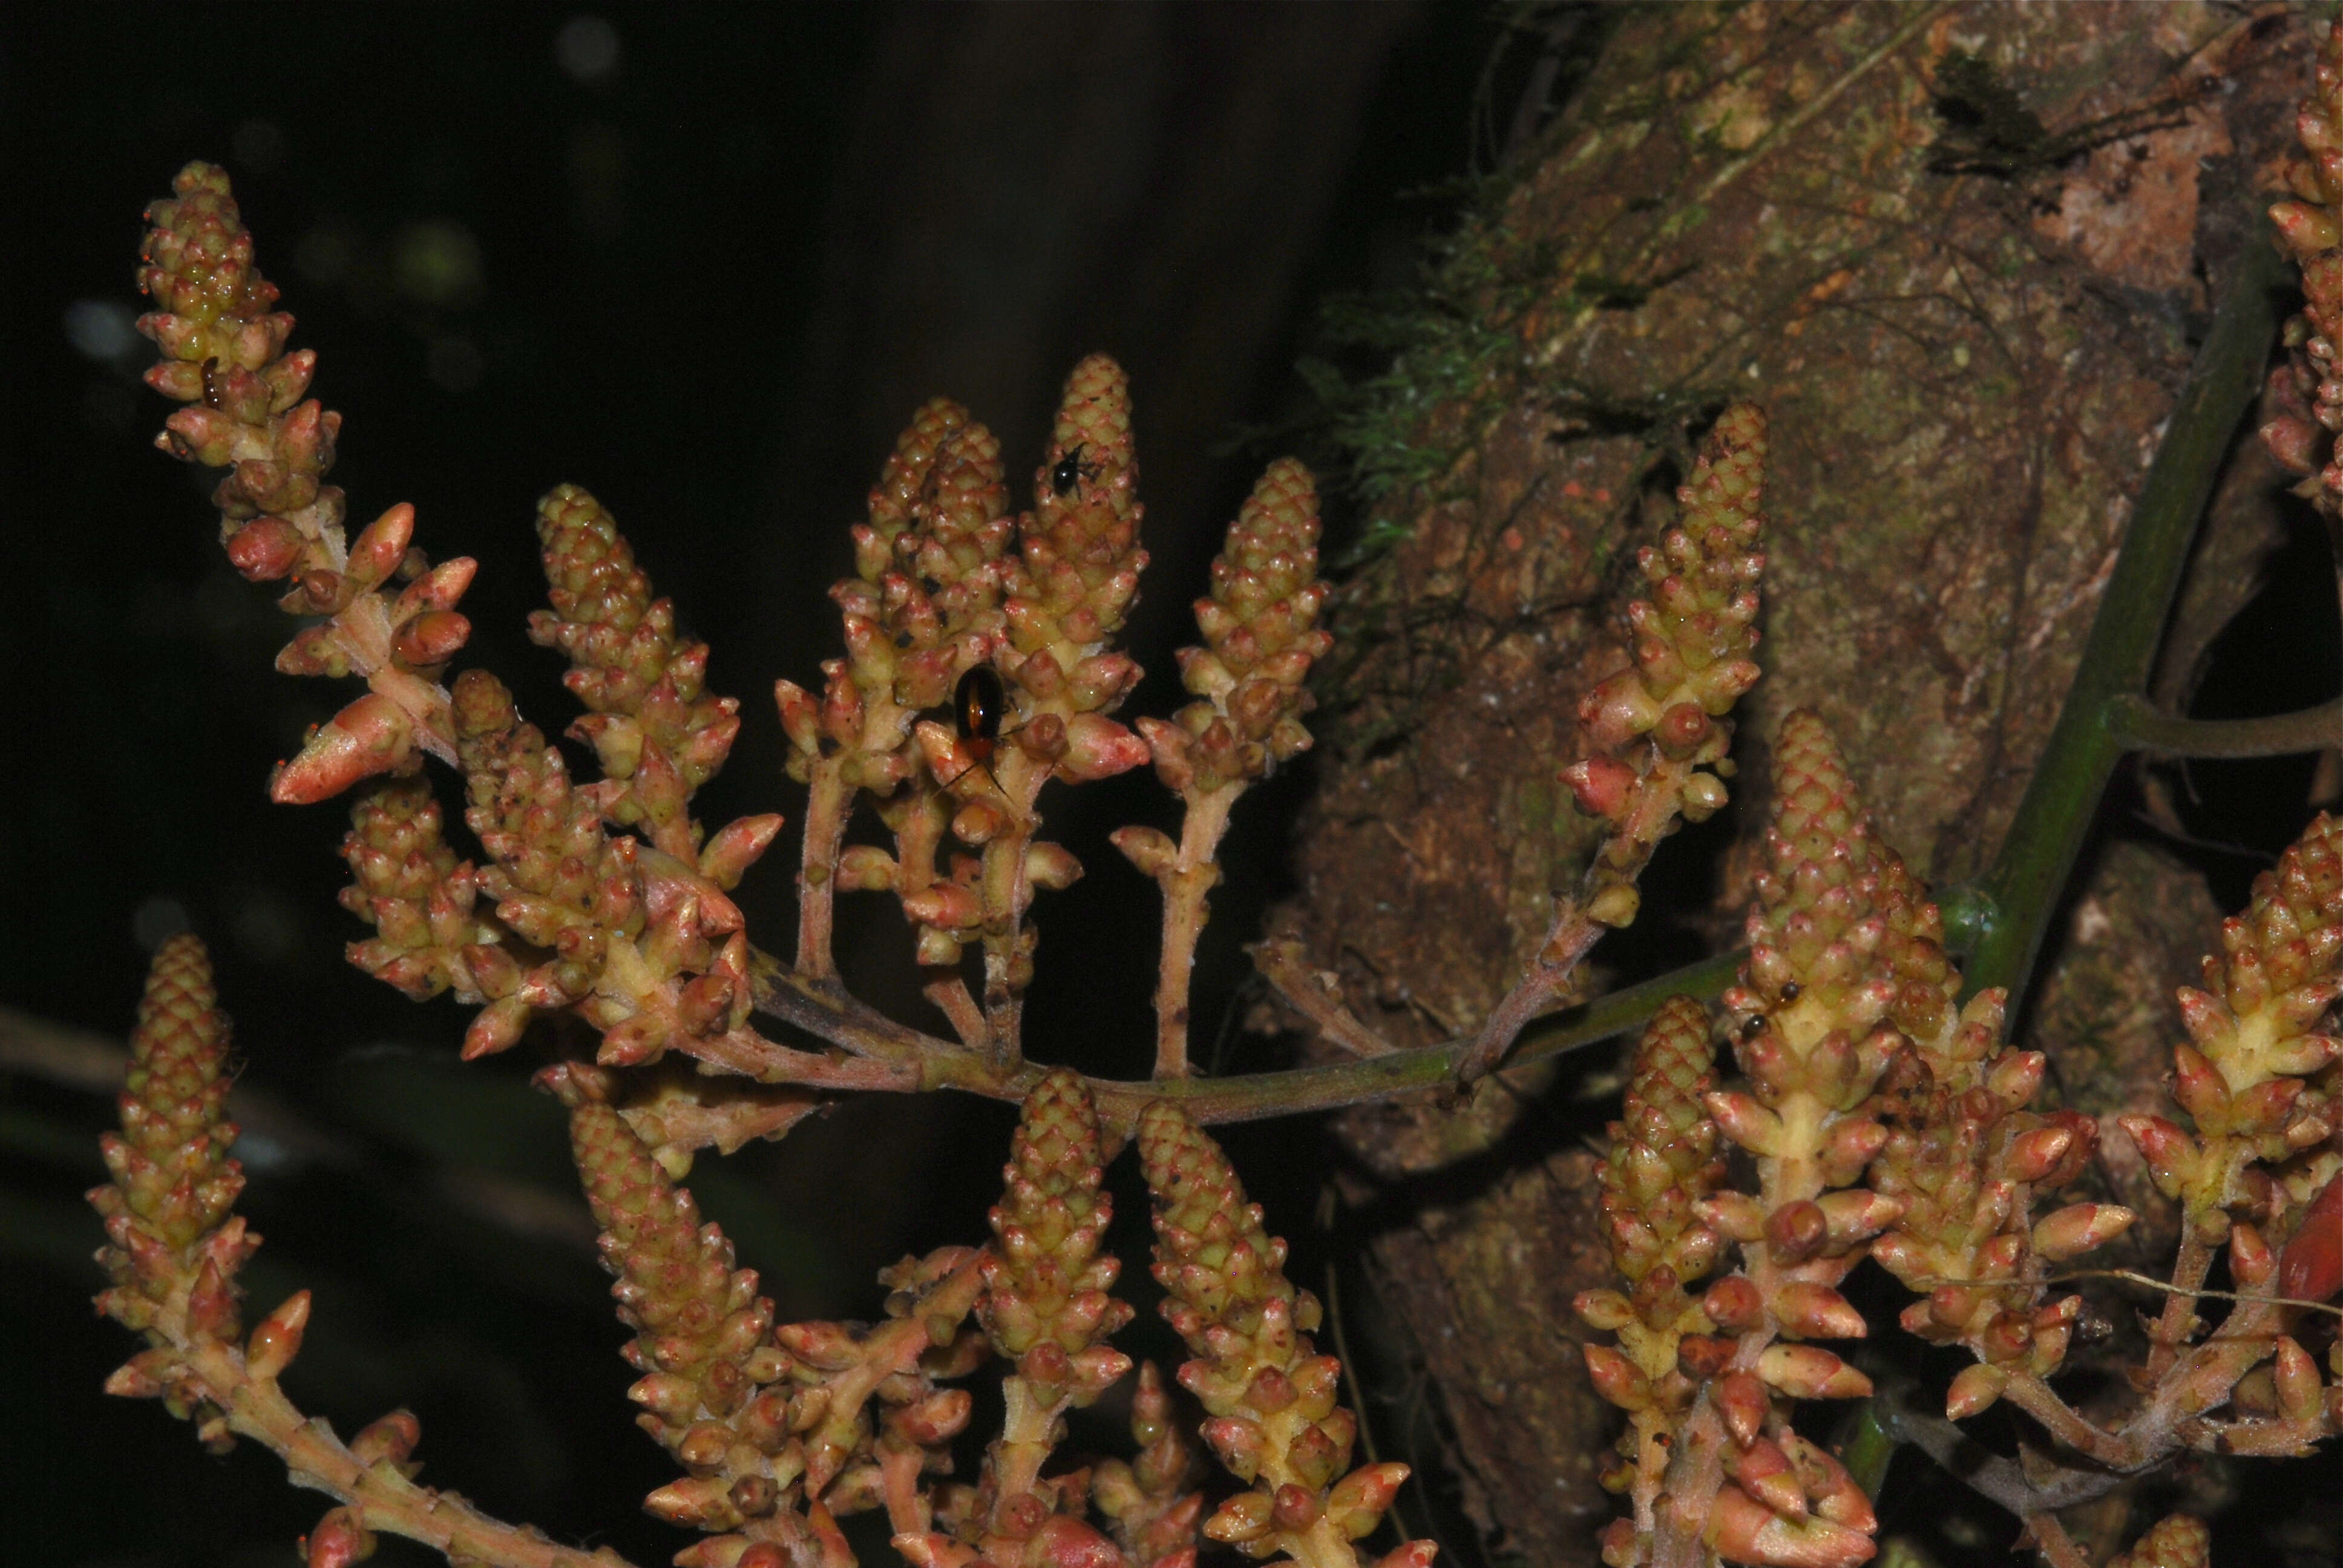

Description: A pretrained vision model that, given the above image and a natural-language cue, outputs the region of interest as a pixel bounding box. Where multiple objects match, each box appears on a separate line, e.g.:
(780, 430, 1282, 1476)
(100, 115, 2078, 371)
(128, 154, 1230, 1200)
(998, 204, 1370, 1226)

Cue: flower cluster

(137, 163, 471, 801)
(2267, 21, 2343, 509)
(106, 109, 2343, 1568)
(94, 938, 635, 1568)
(1138, 1102, 1424, 1568)
(1576, 712, 2343, 1568)
(1460, 405, 1769, 1083)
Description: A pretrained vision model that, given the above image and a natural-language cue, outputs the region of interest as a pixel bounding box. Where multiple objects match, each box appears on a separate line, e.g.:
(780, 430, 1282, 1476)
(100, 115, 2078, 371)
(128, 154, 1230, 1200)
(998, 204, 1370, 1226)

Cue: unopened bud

(245, 1290, 312, 1380)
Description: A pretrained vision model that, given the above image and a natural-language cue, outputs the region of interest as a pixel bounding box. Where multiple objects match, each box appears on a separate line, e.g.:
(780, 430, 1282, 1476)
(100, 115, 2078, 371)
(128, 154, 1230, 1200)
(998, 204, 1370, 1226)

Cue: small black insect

(1741, 1015, 1768, 1040)
(1779, 981, 1802, 1003)
(938, 664, 1015, 795)
(1050, 443, 1101, 497)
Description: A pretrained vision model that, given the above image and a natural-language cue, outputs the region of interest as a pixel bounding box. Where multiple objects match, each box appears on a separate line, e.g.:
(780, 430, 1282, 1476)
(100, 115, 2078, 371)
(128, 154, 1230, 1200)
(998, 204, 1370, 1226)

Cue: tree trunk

(1283, 7, 2315, 1561)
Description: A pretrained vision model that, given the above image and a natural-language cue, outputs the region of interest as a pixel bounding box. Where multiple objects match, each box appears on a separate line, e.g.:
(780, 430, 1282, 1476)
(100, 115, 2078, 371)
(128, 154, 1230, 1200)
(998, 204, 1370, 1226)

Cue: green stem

(2104, 693, 2343, 758)
(1962, 237, 2284, 1007)
(750, 942, 1741, 1126)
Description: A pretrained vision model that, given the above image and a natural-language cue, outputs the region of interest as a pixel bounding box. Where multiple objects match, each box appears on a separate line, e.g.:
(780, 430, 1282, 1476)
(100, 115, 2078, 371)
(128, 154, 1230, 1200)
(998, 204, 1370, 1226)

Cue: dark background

(0, 5, 1546, 1566)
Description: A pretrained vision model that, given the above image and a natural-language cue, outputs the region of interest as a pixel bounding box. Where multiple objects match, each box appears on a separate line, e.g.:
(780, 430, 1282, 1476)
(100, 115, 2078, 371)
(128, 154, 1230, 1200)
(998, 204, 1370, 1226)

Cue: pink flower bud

(2264, 411, 2325, 476)
(1699, 1194, 1769, 1243)
(103, 1348, 177, 1400)
(1325, 1462, 1408, 1536)
(646, 1475, 741, 1530)
(179, 1269, 241, 1361)
(1765, 1201, 1828, 1265)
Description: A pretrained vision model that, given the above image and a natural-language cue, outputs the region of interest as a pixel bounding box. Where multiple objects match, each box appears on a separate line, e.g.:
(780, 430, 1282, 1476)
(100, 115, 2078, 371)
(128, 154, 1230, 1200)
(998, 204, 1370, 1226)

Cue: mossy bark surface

(1283, 7, 2314, 1561)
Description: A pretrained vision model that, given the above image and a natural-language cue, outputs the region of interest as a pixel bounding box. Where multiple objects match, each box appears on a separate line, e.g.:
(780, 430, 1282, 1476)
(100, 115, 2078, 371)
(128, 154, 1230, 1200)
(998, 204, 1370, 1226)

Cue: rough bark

(1282, 7, 2313, 1562)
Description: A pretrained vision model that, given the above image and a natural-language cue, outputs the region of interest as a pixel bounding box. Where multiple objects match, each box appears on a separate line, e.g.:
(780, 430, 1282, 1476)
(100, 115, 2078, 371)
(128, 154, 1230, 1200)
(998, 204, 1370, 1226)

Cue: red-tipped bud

(2031, 1203, 2136, 1263)
(303, 1506, 375, 1568)
(2275, 1336, 2325, 1426)
(1325, 1462, 1409, 1538)
(226, 517, 305, 580)
(1703, 1274, 1766, 1331)
(1706, 1090, 1784, 1157)
(1576, 1289, 1635, 1331)
(1717, 1371, 1768, 1448)
(186, 1257, 237, 1341)
(773, 679, 822, 755)
(1112, 825, 1177, 878)
(2003, 1125, 2076, 1184)
(1024, 841, 1084, 890)
(346, 503, 416, 588)
(1758, 1344, 1872, 1400)
(1945, 1363, 2005, 1420)
(1271, 1484, 1320, 1533)
(1565, 753, 1640, 821)
(1772, 1282, 1866, 1339)
(1765, 1201, 1829, 1265)
(903, 883, 981, 932)
(245, 1289, 312, 1380)
(350, 1409, 422, 1469)
(1060, 713, 1149, 781)
(2120, 1114, 2198, 1195)
(700, 814, 783, 890)
(1202, 1489, 1273, 1546)
(392, 609, 471, 667)
(1705, 1485, 1876, 1568)
(270, 691, 418, 804)
(1734, 1437, 1807, 1522)
(1582, 1344, 1651, 1410)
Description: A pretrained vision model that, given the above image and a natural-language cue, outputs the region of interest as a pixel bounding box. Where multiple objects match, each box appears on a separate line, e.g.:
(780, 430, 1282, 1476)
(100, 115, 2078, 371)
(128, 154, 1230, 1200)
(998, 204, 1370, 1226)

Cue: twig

(1248, 936, 1397, 1058)
(2105, 694, 2343, 759)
